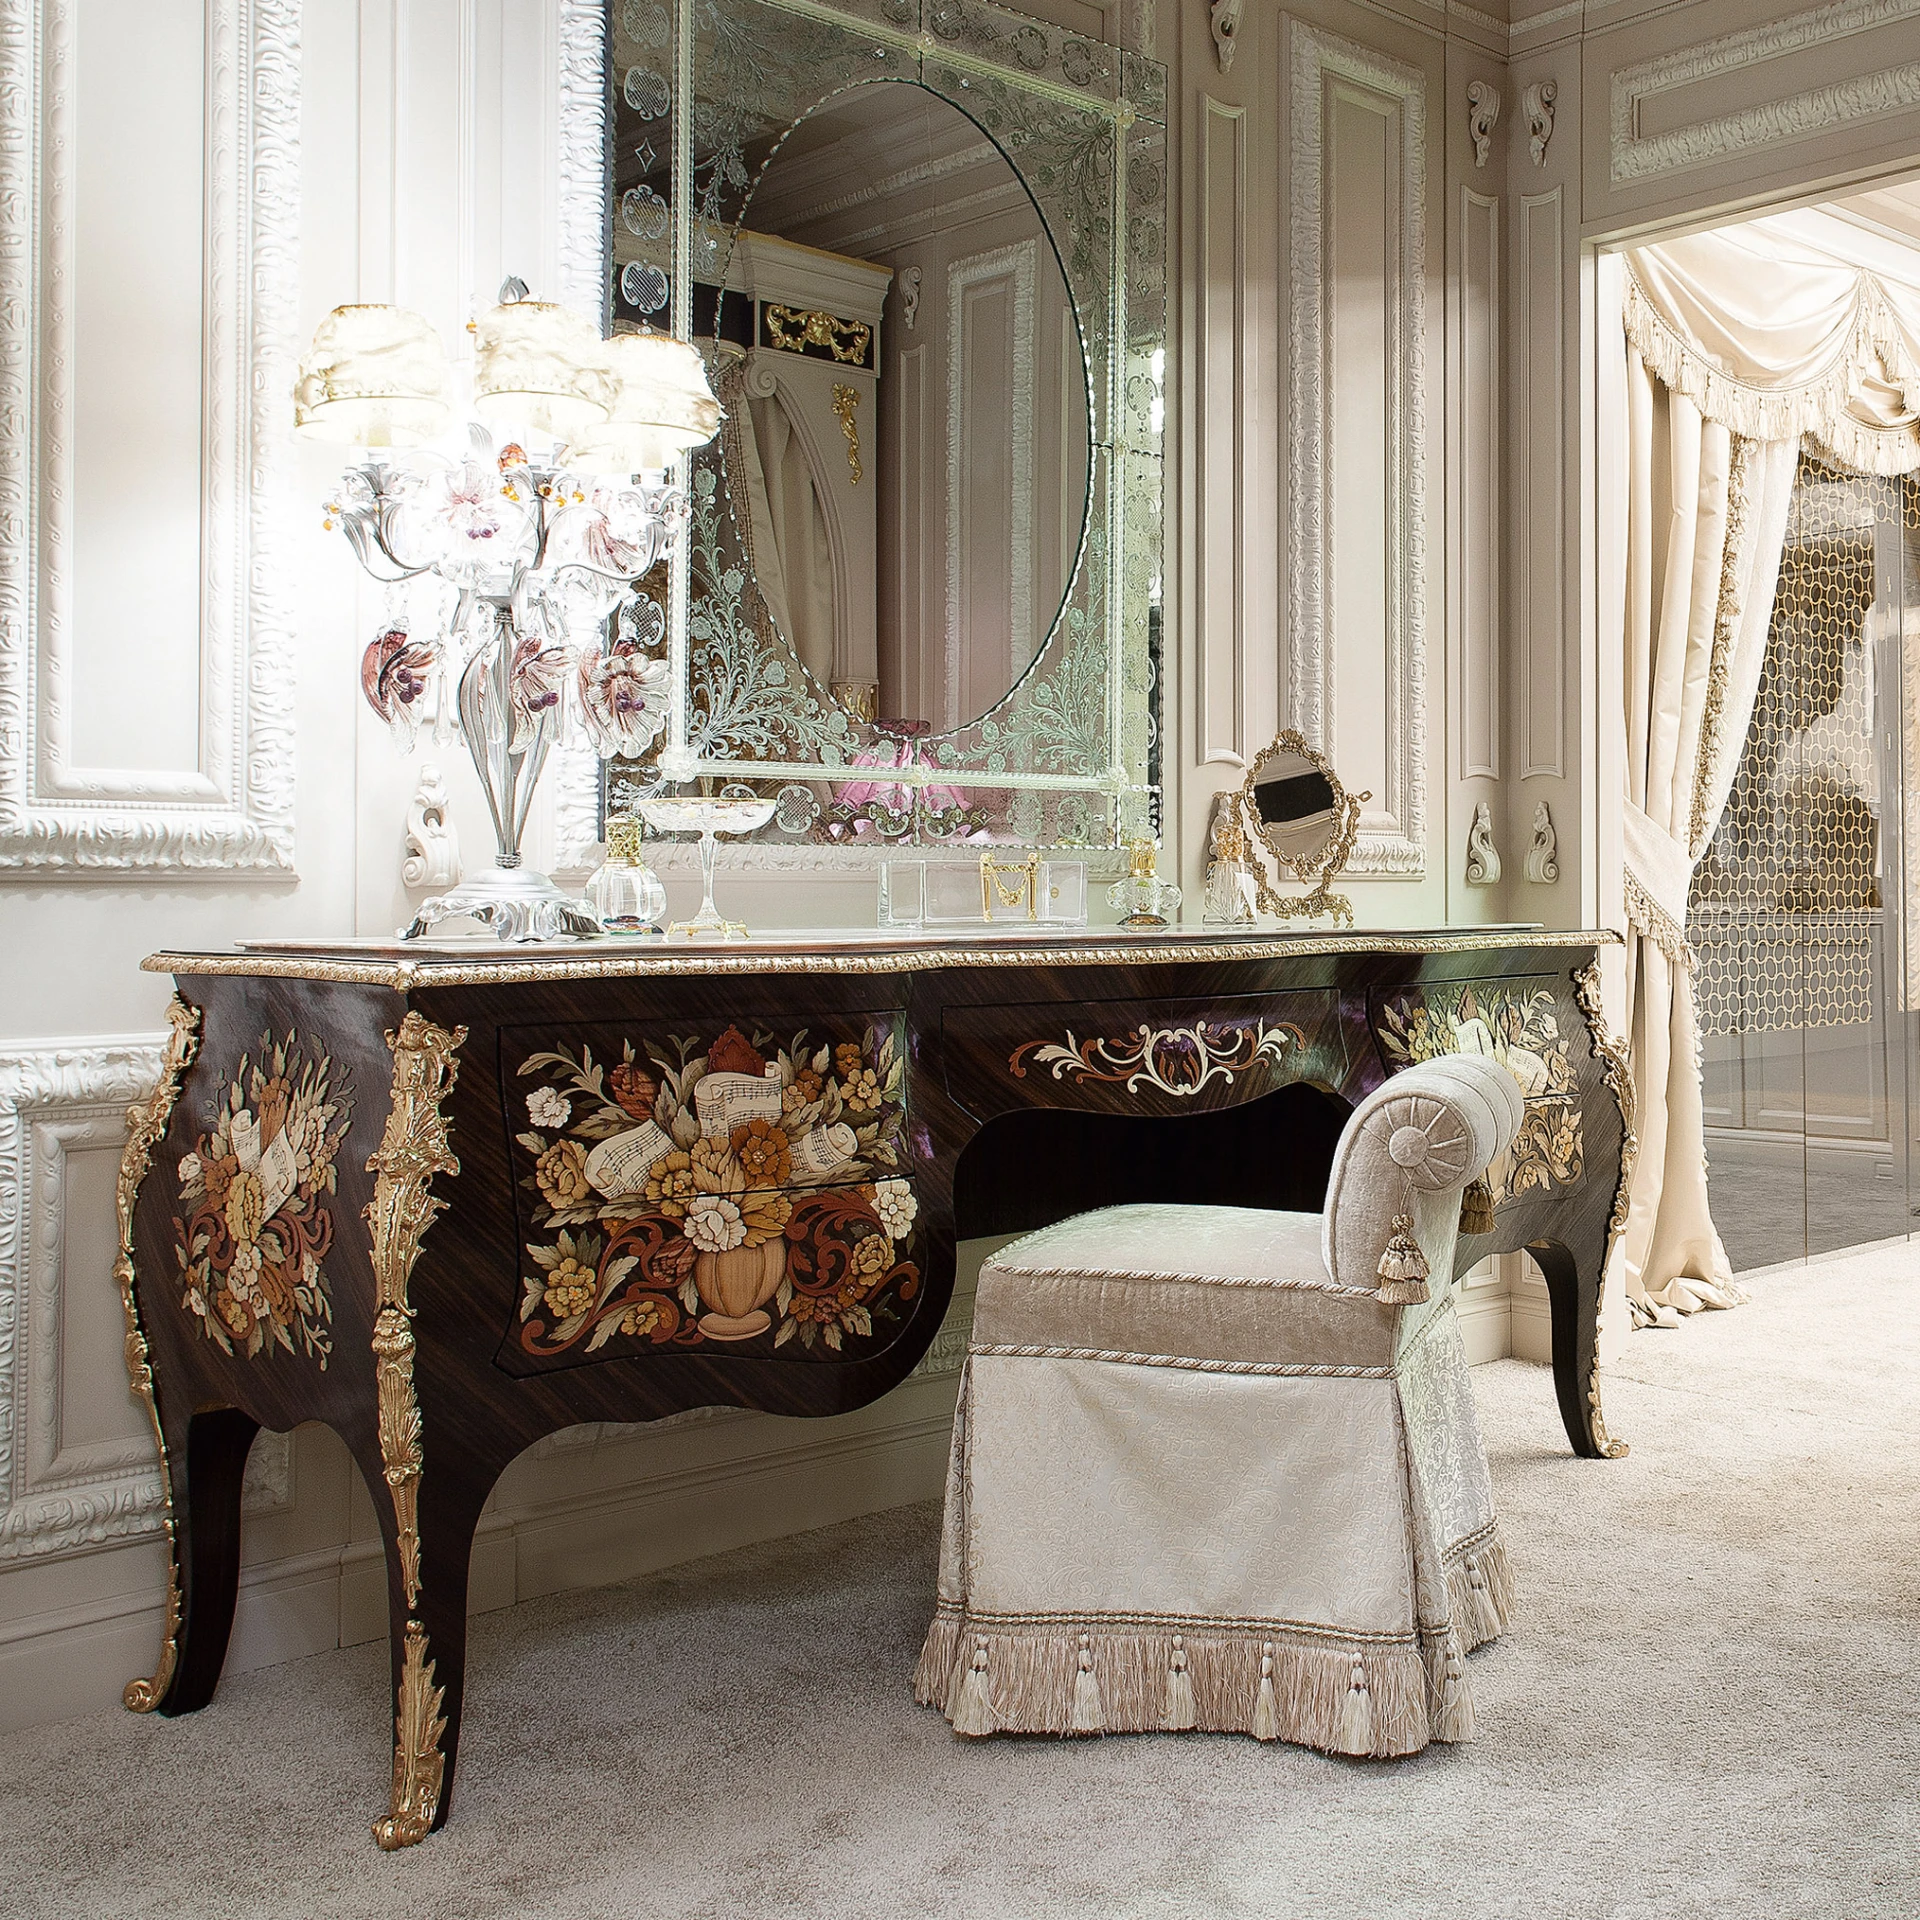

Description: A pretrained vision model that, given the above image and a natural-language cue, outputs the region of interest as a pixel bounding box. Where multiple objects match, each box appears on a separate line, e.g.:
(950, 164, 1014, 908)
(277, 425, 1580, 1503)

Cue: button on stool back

(915, 1054, 1525, 1755)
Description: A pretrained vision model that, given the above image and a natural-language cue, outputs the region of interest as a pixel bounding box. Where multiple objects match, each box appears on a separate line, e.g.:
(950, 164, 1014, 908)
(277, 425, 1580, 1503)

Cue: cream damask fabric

(917, 1057, 1522, 1758)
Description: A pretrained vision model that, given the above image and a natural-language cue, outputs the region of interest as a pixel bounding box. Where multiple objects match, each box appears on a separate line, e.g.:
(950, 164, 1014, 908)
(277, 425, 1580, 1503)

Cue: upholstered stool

(916, 1054, 1524, 1756)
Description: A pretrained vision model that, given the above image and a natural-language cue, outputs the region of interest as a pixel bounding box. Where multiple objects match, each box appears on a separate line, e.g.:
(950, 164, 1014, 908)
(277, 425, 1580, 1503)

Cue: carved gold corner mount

(116, 994, 202, 1714)
(831, 382, 862, 485)
(373, 1620, 448, 1850)
(1573, 959, 1634, 1462)
(364, 1011, 464, 1844)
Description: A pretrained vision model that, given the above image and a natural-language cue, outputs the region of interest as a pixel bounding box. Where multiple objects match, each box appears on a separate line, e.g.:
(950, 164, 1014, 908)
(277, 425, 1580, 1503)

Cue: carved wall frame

(1608, 0, 1920, 187)
(0, 1033, 289, 1563)
(1286, 23, 1428, 877)
(0, 0, 299, 874)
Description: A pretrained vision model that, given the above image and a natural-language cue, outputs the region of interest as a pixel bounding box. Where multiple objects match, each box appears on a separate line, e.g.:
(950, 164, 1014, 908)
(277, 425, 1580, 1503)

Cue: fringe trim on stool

(914, 1617, 1434, 1756)
(1432, 1631, 1475, 1744)
(1444, 1532, 1516, 1653)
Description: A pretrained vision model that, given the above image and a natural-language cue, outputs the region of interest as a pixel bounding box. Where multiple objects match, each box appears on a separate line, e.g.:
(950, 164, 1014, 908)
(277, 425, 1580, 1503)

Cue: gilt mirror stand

(1233, 731, 1369, 928)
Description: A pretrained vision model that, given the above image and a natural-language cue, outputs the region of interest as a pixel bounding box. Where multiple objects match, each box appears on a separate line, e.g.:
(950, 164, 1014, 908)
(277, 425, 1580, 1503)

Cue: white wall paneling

(1517, 186, 1565, 782)
(1286, 23, 1428, 876)
(1196, 95, 1247, 767)
(0, 1036, 289, 1562)
(1584, 0, 1920, 238)
(1455, 183, 1500, 783)
(0, 0, 299, 873)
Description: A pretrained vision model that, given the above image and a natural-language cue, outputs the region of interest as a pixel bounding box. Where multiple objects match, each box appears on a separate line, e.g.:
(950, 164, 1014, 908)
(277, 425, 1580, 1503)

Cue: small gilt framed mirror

(1234, 731, 1368, 927)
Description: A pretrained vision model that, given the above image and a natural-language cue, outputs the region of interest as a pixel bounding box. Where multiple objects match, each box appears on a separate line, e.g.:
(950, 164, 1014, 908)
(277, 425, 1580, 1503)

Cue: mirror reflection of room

(710, 83, 1091, 733)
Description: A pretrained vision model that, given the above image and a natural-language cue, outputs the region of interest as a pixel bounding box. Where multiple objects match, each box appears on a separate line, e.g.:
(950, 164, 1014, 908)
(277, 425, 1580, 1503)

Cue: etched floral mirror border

(586, 0, 1167, 854)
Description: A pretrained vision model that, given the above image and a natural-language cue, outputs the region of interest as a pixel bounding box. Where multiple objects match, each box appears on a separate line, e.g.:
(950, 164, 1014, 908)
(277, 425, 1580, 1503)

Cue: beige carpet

(8, 1245, 1920, 1919)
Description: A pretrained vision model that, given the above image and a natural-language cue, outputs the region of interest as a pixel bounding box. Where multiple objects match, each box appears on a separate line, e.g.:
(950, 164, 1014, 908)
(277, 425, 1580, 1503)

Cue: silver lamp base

(403, 863, 600, 943)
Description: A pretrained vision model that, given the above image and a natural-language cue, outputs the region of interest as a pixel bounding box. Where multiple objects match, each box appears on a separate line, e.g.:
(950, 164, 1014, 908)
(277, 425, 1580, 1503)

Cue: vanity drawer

(941, 990, 1344, 1120)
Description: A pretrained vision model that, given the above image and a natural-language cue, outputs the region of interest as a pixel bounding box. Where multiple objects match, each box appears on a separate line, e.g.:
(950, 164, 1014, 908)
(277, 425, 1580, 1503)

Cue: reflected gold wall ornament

(831, 382, 863, 484)
(1233, 731, 1367, 927)
(980, 850, 1041, 920)
(363, 1010, 465, 1847)
(764, 303, 872, 364)
(831, 680, 879, 724)
(374, 1620, 449, 1851)
(116, 994, 203, 1714)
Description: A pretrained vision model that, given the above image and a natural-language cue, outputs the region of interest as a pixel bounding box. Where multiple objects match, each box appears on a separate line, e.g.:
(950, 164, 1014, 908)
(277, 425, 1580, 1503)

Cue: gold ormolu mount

(364, 1010, 466, 1848)
(980, 849, 1041, 921)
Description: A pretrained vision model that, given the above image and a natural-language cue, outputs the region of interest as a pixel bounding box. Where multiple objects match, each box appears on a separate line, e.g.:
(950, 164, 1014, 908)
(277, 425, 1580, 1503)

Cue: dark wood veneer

(122, 927, 1624, 1845)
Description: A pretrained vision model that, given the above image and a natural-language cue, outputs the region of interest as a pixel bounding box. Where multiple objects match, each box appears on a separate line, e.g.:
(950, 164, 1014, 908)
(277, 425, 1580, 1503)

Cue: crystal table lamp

(296, 285, 721, 940)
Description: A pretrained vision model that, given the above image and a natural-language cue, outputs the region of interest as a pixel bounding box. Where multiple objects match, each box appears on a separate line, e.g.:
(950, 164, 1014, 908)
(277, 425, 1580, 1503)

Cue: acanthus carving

(0, 0, 298, 872)
(1522, 78, 1557, 167)
(373, 1619, 448, 1851)
(1208, 0, 1242, 73)
(363, 1010, 464, 1845)
(402, 764, 462, 893)
(113, 997, 201, 1711)
(1525, 802, 1559, 884)
(1466, 80, 1500, 168)
(1465, 801, 1501, 886)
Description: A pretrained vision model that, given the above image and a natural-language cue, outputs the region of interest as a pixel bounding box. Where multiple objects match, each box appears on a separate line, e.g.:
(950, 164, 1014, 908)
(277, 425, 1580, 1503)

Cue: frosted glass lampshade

(563, 332, 722, 475)
(472, 300, 615, 441)
(294, 304, 452, 447)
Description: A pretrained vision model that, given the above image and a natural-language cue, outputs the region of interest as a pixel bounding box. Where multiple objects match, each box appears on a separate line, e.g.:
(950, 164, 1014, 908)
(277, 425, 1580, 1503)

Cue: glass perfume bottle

(586, 816, 667, 935)
(1107, 839, 1182, 928)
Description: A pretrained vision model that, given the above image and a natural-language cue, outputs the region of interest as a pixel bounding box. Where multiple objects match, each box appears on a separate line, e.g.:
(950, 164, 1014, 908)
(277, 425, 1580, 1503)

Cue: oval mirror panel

(715, 82, 1092, 735)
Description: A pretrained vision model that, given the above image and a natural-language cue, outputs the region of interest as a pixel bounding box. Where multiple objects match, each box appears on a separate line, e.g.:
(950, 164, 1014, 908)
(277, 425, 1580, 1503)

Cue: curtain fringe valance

(1622, 247, 1920, 474)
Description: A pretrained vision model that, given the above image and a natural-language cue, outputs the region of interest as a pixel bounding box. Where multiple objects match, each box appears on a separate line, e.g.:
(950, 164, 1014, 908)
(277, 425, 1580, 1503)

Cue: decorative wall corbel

(898, 265, 922, 331)
(402, 764, 462, 893)
(1209, 0, 1242, 73)
(1525, 801, 1559, 884)
(1523, 79, 1557, 167)
(1465, 801, 1502, 886)
(1466, 80, 1500, 168)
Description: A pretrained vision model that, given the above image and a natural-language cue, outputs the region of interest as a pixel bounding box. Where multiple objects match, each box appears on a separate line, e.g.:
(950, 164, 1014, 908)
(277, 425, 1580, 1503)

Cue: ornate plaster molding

(1286, 24, 1428, 875)
(1466, 80, 1500, 168)
(0, 1031, 289, 1562)
(548, 0, 615, 872)
(1522, 78, 1557, 167)
(1208, 0, 1242, 74)
(1609, 0, 1920, 185)
(1464, 800, 1501, 885)
(0, 0, 298, 873)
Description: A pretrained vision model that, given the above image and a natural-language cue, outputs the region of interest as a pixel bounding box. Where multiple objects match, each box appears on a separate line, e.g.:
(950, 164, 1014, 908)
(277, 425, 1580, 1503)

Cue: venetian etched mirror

(599, 0, 1166, 851)
(1234, 732, 1368, 927)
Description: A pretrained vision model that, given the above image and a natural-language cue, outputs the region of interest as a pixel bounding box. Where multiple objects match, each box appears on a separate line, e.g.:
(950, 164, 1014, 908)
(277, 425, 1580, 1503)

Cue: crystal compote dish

(636, 793, 778, 940)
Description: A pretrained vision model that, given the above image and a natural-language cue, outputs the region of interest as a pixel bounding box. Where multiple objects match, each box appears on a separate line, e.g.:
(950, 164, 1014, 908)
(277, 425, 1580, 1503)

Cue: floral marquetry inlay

(172, 1032, 354, 1368)
(512, 1022, 917, 1358)
(1375, 985, 1582, 1204)
(1007, 1019, 1304, 1099)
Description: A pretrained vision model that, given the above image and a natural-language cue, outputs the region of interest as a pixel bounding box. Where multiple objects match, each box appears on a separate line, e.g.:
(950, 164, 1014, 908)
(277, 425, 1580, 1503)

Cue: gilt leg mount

(363, 1012, 465, 1846)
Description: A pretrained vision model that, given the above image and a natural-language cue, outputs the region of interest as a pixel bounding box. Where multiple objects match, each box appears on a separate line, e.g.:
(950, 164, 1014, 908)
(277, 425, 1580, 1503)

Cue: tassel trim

(915, 1618, 1435, 1756)
(1443, 1532, 1516, 1654)
(1374, 1215, 1431, 1305)
(1458, 1178, 1496, 1237)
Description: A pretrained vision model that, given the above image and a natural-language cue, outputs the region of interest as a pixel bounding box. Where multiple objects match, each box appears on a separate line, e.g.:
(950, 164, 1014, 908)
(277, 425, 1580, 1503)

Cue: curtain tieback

(1623, 802, 1695, 969)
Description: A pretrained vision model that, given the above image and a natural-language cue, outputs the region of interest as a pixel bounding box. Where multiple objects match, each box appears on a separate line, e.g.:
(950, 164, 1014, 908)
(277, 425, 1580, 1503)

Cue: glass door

(1694, 460, 1918, 1273)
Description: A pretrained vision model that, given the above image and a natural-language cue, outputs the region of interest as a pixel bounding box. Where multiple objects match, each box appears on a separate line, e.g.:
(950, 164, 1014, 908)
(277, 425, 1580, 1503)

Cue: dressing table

(117, 923, 1629, 1846)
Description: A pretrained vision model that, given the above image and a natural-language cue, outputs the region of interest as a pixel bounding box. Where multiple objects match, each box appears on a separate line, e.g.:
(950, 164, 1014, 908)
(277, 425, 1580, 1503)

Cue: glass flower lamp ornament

(635, 785, 779, 940)
(297, 283, 721, 941)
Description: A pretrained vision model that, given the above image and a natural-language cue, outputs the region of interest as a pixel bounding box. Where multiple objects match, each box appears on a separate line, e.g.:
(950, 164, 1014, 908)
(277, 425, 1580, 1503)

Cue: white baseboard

(0, 1371, 961, 1733)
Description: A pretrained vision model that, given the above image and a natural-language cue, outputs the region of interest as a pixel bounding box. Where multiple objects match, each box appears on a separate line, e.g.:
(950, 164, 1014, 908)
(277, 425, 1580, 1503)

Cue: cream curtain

(744, 390, 837, 690)
(1616, 222, 1920, 1323)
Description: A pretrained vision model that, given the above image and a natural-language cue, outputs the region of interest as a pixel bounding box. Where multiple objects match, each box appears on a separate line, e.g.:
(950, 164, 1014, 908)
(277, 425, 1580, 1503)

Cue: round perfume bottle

(1107, 839, 1182, 928)
(586, 817, 667, 935)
